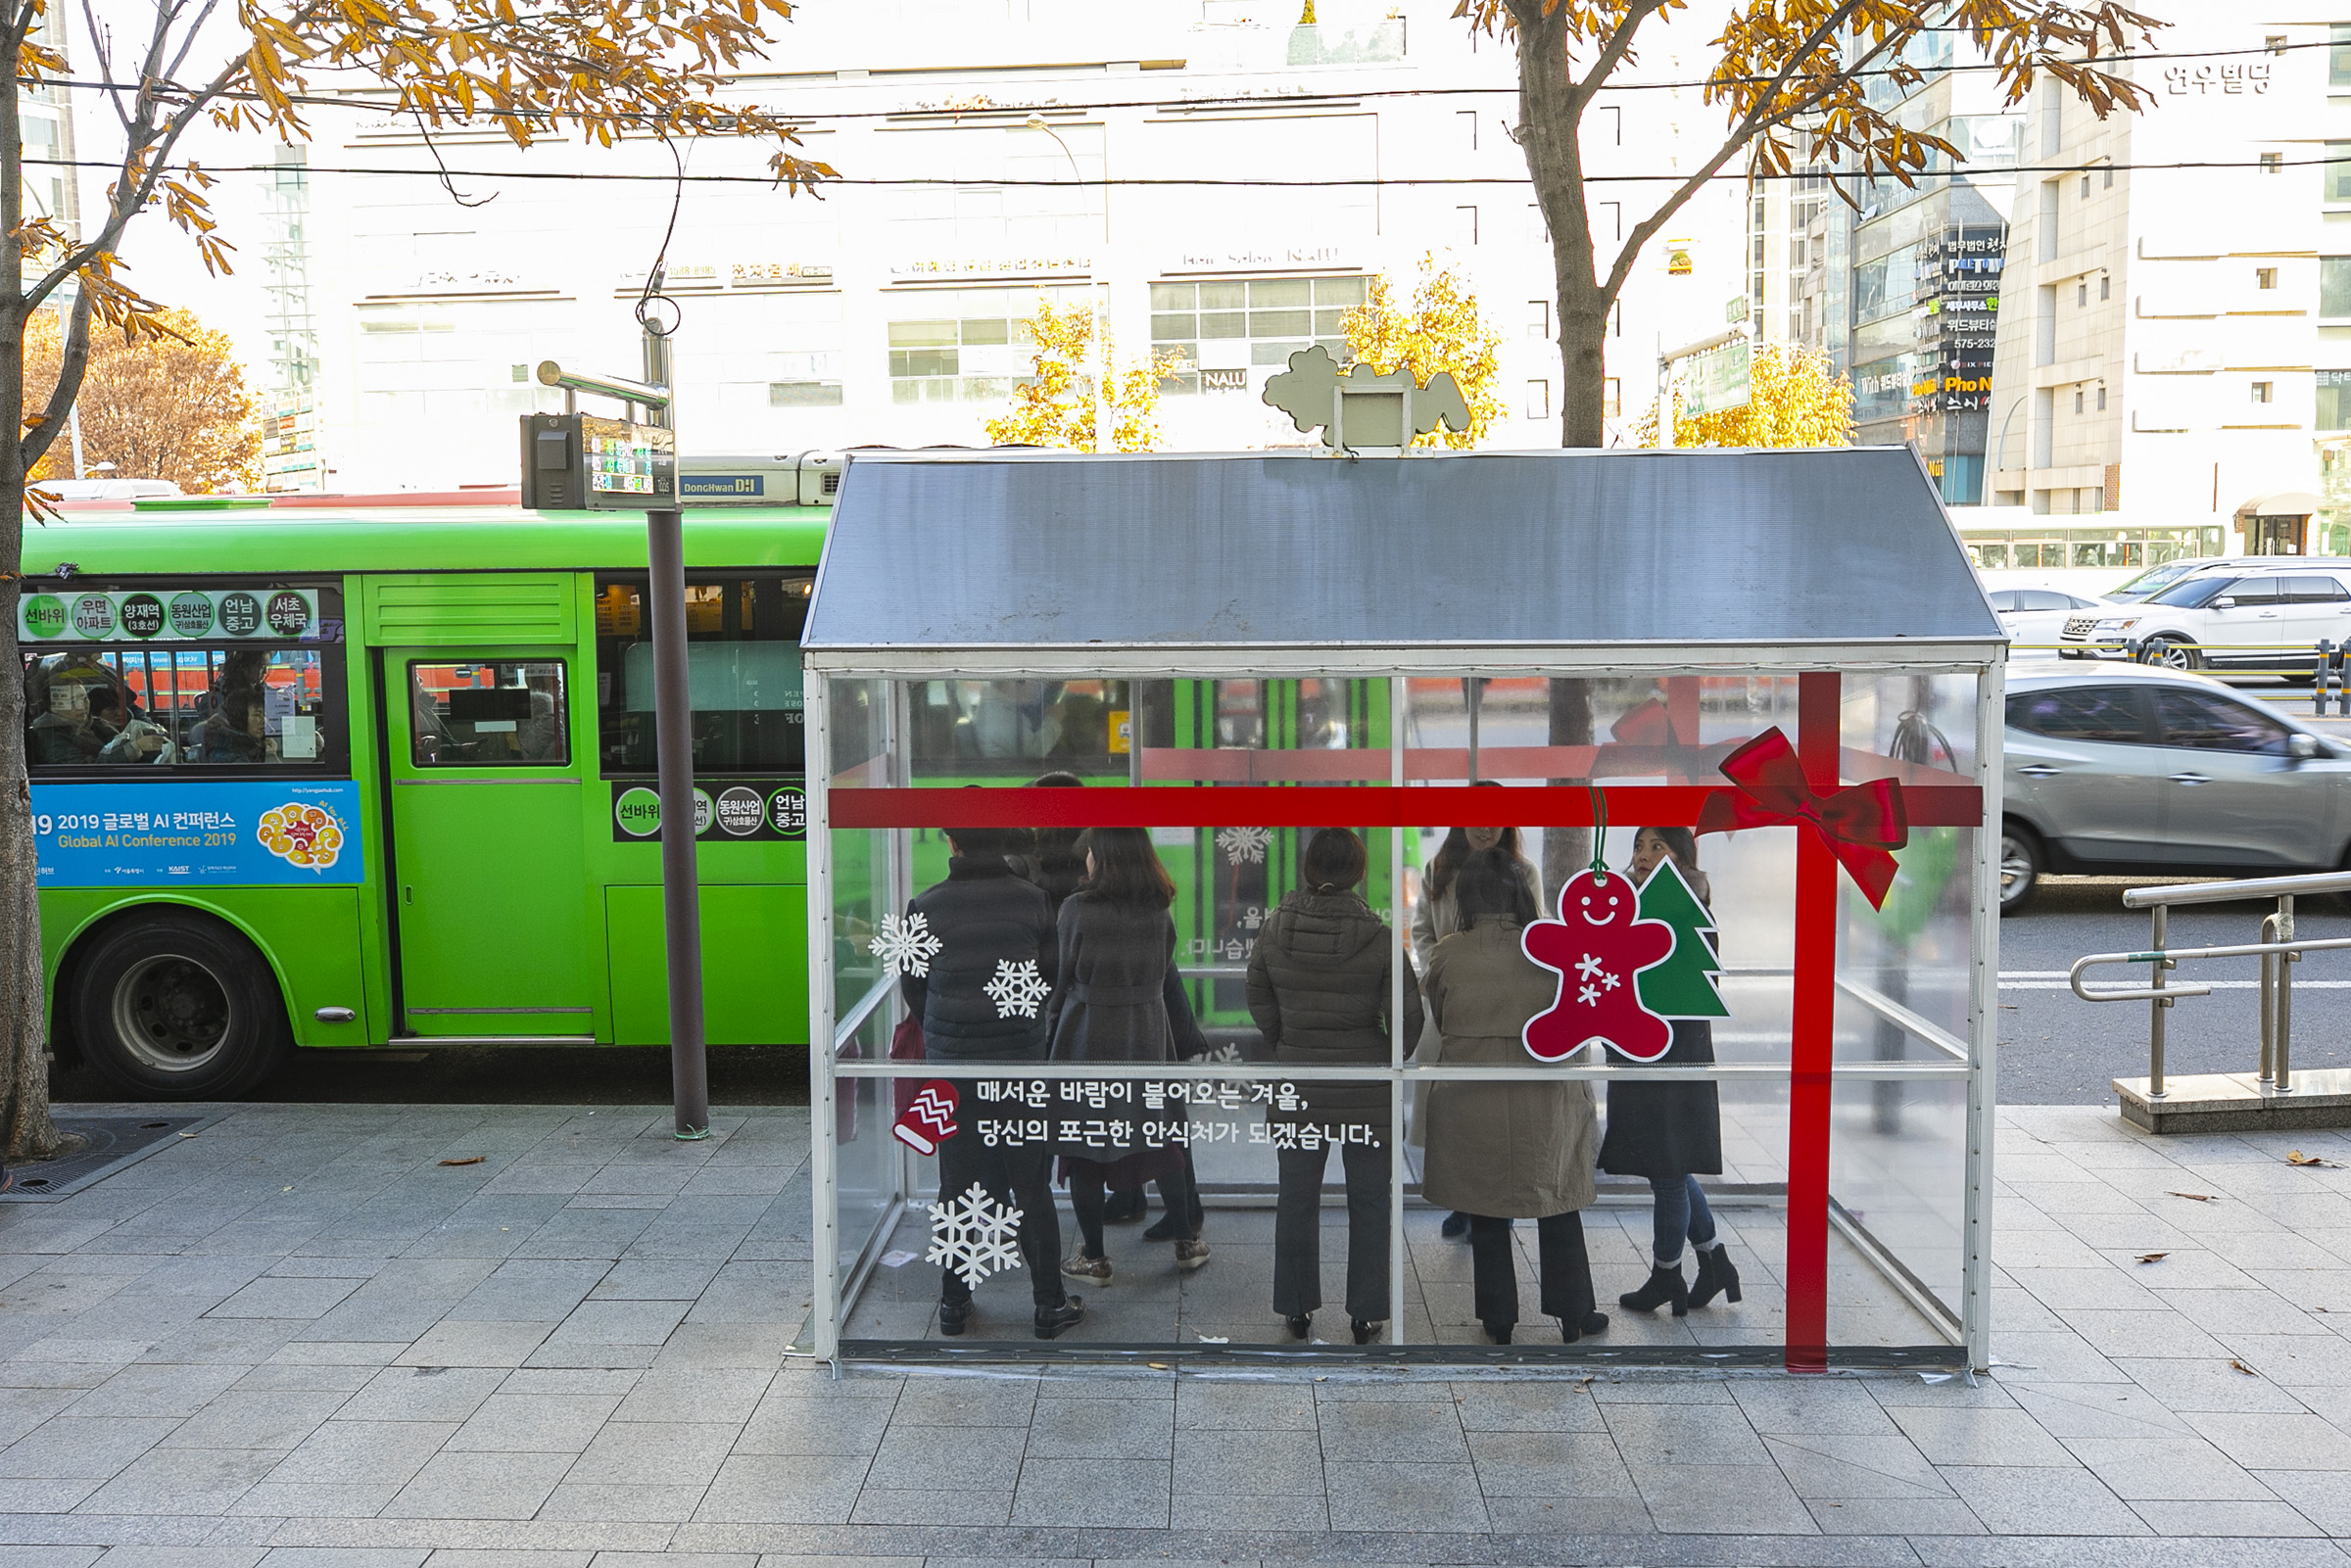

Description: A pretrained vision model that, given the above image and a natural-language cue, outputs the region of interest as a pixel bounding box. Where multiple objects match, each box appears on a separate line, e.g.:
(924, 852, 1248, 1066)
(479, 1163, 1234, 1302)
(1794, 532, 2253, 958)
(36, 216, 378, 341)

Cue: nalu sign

(1261, 345, 1470, 451)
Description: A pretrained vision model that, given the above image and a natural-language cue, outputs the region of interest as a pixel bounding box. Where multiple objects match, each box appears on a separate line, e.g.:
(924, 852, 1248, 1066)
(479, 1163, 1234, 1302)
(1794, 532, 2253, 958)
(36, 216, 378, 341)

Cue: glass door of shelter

(386, 647, 593, 1038)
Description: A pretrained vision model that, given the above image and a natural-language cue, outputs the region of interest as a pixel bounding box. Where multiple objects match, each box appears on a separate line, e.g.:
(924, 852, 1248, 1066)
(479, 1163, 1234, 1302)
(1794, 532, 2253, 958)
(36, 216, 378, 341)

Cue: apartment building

(1985, 12, 2332, 552)
(278, 0, 1746, 490)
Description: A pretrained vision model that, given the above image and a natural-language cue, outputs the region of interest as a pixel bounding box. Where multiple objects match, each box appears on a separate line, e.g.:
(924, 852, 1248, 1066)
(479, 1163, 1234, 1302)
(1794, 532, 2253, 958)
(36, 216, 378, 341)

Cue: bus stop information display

(32, 781, 363, 886)
(19, 588, 323, 642)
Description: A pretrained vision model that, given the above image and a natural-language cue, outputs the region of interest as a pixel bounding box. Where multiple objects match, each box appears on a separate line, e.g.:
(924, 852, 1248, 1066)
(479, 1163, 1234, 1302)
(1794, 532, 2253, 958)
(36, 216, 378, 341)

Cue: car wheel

(68, 911, 290, 1100)
(2139, 636, 2201, 671)
(1999, 825, 2042, 915)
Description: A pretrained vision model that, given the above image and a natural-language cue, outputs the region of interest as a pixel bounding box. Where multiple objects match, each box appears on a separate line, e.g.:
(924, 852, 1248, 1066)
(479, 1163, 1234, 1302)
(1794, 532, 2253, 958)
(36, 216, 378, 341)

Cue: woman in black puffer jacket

(1246, 828, 1421, 1344)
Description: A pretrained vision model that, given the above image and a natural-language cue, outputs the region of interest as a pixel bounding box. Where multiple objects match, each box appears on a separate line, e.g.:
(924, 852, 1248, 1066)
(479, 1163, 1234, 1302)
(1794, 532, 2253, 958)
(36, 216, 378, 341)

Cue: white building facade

(1985, 11, 2338, 557)
(284, 0, 1746, 490)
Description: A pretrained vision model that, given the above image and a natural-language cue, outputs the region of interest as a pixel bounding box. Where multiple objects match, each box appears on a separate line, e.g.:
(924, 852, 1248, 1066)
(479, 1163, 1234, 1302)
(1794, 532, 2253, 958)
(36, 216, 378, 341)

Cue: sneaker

(1174, 1238, 1211, 1271)
(938, 1301, 971, 1337)
(1060, 1251, 1112, 1286)
(1034, 1296, 1085, 1340)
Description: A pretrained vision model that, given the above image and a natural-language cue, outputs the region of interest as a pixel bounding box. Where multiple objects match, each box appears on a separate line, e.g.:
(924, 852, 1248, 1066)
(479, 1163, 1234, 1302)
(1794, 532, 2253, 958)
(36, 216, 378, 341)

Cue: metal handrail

(2070, 868, 2351, 1098)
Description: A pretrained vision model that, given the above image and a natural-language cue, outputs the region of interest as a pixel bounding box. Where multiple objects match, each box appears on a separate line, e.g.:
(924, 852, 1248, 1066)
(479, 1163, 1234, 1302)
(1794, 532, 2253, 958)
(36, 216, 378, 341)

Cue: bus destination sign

(19, 588, 325, 643)
(610, 780, 806, 842)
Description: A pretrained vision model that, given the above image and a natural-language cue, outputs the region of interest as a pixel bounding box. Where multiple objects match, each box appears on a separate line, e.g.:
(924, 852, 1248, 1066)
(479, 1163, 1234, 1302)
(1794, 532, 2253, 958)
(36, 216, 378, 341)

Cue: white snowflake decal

(1576, 954, 1605, 981)
(983, 958, 1051, 1019)
(869, 912, 943, 977)
(1578, 983, 1601, 1006)
(926, 1182, 1026, 1289)
(1217, 826, 1271, 865)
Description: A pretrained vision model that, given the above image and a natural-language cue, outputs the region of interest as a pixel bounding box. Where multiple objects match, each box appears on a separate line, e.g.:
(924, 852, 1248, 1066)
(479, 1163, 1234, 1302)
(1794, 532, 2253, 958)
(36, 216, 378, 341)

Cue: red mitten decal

(893, 1079, 959, 1155)
(1521, 869, 1676, 1063)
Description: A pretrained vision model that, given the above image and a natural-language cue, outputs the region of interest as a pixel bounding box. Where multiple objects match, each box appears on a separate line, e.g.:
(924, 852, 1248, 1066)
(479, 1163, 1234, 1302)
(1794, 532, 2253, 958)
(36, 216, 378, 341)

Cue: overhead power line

(7, 33, 2331, 126)
(17, 152, 2347, 187)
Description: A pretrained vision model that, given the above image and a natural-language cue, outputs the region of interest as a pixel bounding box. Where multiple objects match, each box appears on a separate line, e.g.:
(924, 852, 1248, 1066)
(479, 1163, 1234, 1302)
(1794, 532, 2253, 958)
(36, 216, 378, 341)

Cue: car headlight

(2093, 617, 2139, 632)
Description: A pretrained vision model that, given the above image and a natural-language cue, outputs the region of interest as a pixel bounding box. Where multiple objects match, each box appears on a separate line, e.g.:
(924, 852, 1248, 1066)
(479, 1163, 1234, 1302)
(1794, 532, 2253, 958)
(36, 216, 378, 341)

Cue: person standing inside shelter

(1411, 800, 1543, 1240)
(901, 826, 1086, 1340)
(1421, 849, 1608, 1344)
(1048, 828, 1210, 1282)
(1602, 827, 1742, 1315)
(1249, 828, 1420, 1344)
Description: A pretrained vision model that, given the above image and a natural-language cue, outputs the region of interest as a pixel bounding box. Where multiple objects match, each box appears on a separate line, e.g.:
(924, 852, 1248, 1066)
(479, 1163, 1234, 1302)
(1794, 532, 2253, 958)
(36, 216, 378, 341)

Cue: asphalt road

(1996, 875, 2351, 1103)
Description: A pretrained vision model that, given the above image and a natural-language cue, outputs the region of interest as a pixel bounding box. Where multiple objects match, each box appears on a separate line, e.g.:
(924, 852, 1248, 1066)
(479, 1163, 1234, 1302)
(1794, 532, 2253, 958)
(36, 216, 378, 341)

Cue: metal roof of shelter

(801, 447, 2002, 674)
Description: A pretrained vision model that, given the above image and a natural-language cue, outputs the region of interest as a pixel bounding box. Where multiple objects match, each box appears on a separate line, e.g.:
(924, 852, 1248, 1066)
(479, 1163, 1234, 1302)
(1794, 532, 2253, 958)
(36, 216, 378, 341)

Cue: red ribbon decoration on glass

(1695, 727, 1909, 909)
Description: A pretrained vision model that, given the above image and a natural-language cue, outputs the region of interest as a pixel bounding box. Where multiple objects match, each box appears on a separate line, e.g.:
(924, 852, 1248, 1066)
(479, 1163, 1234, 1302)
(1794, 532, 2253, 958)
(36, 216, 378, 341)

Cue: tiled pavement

(0, 1102, 2345, 1566)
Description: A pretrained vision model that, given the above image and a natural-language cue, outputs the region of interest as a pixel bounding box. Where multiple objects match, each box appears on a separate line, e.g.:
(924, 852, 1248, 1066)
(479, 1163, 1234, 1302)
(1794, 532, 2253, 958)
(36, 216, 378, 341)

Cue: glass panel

(1149, 282, 1197, 310)
(27, 644, 337, 769)
(960, 318, 1010, 346)
(408, 660, 568, 766)
(596, 575, 811, 773)
(1198, 282, 1245, 309)
(1249, 279, 1311, 308)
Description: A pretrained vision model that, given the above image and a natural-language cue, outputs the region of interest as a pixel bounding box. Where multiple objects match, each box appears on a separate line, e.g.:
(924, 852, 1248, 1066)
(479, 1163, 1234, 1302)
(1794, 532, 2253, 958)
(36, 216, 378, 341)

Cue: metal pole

(2148, 903, 2168, 1099)
(2277, 894, 2296, 1093)
(2259, 912, 2279, 1082)
(643, 319, 709, 1139)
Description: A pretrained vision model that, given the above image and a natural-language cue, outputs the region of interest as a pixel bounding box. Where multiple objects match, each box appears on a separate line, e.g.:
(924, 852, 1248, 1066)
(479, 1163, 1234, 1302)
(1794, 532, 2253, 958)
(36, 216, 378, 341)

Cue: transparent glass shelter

(801, 449, 2002, 1371)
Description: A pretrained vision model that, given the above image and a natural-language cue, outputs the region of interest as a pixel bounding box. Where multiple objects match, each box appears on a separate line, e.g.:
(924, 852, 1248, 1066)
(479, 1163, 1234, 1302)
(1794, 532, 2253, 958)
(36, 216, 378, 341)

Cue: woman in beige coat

(1421, 849, 1607, 1346)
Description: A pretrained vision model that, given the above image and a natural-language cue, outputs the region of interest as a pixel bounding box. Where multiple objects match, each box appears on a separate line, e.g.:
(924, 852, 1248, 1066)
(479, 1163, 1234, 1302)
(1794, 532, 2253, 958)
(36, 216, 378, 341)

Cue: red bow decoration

(1696, 727, 1909, 909)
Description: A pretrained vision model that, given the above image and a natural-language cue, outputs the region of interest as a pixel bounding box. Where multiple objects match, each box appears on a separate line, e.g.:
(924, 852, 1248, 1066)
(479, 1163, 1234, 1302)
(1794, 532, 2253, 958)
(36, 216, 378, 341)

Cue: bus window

(595, 575, 810, 775)
(23, 644, 334, 769)
(408, 660, 569, 767)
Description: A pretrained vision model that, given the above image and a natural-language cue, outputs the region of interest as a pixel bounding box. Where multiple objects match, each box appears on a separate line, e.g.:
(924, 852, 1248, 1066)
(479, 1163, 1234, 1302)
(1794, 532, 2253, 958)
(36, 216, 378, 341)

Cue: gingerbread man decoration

(1521, 868, 1676, 1063)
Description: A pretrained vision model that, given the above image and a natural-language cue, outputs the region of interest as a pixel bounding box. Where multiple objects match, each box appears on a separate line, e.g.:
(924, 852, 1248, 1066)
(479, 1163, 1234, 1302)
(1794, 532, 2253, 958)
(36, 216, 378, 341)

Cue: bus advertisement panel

(32, 780, 361, 885)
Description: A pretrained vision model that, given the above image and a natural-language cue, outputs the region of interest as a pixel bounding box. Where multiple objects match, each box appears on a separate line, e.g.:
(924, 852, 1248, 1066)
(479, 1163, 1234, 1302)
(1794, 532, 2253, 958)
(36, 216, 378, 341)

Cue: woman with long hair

(1411, 798, 1542, 1239)
(1600, 826, 1741, 1315)
(1249, 827, 1420, 1344)
(1047, 827, 1209, 1281)
(1421, 848, 1607, 1344)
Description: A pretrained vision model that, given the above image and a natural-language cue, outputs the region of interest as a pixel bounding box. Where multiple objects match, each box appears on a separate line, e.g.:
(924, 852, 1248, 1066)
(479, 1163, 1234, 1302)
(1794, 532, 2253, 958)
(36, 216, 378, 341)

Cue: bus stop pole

(644, 319, 711, 1139)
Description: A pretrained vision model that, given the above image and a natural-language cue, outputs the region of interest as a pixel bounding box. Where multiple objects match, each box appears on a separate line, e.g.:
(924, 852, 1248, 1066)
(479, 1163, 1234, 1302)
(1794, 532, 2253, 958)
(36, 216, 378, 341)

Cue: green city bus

(19, 495, 1397, 1100)
(21, 497, 829, 1098)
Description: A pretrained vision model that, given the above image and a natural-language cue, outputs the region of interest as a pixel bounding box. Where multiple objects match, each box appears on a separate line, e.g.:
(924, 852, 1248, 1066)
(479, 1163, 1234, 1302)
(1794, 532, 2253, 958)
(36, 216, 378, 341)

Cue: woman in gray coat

(1421, 849, 1608, 1345)
(1046, 828, 1207, 1283)
(1247, 828, 1421, 1344)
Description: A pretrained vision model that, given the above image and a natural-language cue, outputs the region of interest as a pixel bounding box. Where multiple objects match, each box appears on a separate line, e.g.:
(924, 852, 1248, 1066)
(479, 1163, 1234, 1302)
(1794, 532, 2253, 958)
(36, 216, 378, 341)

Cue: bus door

(384, 647, 594, 1038)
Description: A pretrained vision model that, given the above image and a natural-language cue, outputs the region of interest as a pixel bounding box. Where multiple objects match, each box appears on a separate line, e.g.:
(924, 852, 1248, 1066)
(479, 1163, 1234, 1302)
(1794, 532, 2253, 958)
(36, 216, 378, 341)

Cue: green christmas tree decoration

(1635, 858, 1729, 1019)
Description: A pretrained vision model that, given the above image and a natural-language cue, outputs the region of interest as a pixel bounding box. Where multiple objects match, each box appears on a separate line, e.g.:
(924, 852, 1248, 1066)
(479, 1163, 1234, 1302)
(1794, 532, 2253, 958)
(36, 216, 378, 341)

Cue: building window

(1526, 380, 1552, 421)
(2081, 174, 2091, 199)
(2096, 385, 2107, 410)
(770, 381, 843, 406)
(1149, 275, 1367, 396)
(2252, 382, 2274, 404)
(2104, 165, 2115, 189)
(2258, 267, 2279, 290)
(1456, 206, 1480, 246)
(2075, 389, 2085, 414)
(2327, 259, 2351, 318)
(2100, 274, 2110, 301)
(1603, 378, 1620, 417)
(2038, 180, 2060, 263)
(2262, 152, 2284, 174)
(2077, 281, 2088, 307)
(509, 363, 527, 383)
(2333, 24, 2351, 87)
(2321, 369, 2351, 430)
(2036, 284, 2057, 366)
(2328, 144, 2351, 204)
(1457, 110, 1478, 151)
(1528, 300, 1551, 340)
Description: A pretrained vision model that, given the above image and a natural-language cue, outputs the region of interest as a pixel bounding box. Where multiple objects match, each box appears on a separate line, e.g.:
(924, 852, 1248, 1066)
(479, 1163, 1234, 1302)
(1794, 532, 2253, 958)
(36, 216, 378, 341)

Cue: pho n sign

(1684, 339, 1751, 417)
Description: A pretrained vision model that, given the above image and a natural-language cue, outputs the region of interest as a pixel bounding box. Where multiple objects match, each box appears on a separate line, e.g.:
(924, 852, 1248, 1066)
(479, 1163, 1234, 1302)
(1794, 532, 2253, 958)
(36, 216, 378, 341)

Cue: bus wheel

(70, 913, 290, 1100)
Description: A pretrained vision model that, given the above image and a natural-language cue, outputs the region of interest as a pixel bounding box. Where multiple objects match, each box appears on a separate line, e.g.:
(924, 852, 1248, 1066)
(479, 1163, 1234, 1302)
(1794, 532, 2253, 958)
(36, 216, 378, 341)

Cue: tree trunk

(0, 62, 65, 1164)
(1510, 0, 1612, 448)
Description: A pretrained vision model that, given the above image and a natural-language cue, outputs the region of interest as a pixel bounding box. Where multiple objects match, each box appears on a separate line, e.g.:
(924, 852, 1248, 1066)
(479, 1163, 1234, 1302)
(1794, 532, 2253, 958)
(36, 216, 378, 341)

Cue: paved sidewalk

(0, 1101, 2344, 1567)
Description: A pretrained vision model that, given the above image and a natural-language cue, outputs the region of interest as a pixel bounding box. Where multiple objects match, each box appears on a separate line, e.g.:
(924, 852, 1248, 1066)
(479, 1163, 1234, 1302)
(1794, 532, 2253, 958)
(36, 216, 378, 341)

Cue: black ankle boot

(1618, 1263, 1690, 1317)
(1563, 1309, 1609, 1344)
(1483, 1319, 1512, 1345)
(938, 1301, 971, 1337)
(1688, 1245, 1743, 1308)
(1285, 1312, 1312, 1340)
(1033, 1297, 1085, 1340)
(1351, 1318, 1381, 1345)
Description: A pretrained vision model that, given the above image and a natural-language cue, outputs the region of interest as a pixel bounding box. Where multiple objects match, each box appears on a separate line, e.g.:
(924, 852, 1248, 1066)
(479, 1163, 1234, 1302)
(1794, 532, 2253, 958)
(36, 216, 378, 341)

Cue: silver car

(2001, 661, 2351, 912)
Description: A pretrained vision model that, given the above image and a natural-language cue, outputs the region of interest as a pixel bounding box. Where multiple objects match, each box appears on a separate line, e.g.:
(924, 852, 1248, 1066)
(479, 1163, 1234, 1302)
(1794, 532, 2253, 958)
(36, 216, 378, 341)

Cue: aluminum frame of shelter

(800, 448, 2005, 1375)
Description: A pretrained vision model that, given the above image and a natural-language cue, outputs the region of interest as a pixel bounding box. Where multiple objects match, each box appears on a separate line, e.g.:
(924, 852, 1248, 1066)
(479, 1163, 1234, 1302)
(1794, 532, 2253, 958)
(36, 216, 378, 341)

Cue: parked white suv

(2058, 562, 2351, 673)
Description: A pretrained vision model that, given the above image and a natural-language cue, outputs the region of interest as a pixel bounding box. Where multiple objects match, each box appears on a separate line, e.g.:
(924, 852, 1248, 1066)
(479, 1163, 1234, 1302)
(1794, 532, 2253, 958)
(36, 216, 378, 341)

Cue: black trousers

(935, 1133, 1066, 1310)
(1072, 1157, 1196, 1254)
(1273, 1140, 1391, 1322)
(1466, 1212, 1596, 1329)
